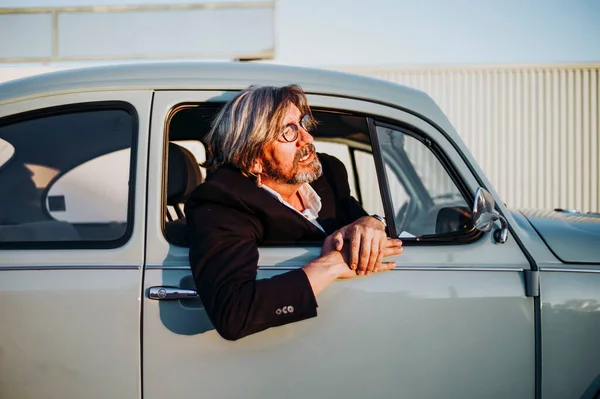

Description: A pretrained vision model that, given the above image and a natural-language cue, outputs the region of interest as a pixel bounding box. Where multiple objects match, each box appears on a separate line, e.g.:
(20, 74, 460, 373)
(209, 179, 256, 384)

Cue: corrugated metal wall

(342, 64, 600, 213)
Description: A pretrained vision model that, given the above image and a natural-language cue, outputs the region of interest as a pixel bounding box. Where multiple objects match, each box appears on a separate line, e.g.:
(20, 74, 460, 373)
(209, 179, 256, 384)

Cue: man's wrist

(370, 214, 387, 228)
(310, 251, 347, 277)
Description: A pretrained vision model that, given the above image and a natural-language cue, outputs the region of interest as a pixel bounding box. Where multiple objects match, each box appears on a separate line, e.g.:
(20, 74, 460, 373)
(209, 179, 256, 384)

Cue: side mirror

(472, 188, 509, 244)
(435, 206, 473, 235)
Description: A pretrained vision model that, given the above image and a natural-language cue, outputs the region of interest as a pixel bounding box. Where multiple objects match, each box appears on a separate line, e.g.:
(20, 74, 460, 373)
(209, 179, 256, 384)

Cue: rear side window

(0, 103, 137, 248)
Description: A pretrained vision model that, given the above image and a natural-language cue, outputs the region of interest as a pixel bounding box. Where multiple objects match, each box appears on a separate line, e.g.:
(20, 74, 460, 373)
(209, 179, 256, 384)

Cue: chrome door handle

(148, 286, 198, 300)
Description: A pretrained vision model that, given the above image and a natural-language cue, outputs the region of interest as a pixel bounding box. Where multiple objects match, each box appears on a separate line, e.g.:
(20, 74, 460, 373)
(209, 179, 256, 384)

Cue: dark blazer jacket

(185, 153, 367, 340)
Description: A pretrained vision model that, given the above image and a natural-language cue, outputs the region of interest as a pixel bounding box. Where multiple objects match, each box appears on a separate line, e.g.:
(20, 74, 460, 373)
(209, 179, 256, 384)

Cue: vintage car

(0, 62, 599, 399)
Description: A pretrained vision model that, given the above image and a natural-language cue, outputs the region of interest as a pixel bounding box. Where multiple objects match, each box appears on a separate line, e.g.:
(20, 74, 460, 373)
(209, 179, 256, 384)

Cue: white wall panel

(0, 2, 275, 62)
(57, 7, 274, 59)
(343, 65, 600, 213)
(0, 13, 53, 59)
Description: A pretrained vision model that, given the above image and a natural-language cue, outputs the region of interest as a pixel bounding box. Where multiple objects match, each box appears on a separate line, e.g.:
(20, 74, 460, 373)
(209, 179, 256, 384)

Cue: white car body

(0, 62, 599, 399)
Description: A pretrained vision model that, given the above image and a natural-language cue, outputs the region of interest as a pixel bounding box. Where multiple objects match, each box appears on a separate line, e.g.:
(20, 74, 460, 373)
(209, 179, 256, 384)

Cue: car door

(142, 91, 535, 399)
(0, 91, 151, 399)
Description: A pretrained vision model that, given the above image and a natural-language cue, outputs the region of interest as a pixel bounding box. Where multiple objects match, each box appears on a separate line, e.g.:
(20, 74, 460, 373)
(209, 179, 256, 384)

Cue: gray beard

(289, 158, 323, 184)
(263, 144, 323, 185)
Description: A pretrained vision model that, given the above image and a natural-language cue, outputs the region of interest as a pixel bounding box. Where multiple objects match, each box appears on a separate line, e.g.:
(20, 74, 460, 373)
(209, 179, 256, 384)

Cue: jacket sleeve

(186, 203, 318, 341)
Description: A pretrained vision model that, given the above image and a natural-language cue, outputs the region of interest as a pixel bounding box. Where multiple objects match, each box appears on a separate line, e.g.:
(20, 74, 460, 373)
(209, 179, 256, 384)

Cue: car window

(165, 105, 386, 246)
(47, 149, 130, 223)
(310, 111, 384, 217)
(312, 140, 357, 196)
(0, 105, 136, 247)
(312, 142, 388, 216)
(352, 150, 385, 215)
(376, 124, 472, 239)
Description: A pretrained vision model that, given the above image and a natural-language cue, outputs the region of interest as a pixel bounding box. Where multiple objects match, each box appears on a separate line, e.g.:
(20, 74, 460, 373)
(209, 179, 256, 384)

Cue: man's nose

(297, 126, 313, 145)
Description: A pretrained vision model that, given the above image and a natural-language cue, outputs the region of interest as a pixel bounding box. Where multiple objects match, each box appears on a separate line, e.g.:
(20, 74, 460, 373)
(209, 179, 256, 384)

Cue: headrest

(167, 143, 203, 204)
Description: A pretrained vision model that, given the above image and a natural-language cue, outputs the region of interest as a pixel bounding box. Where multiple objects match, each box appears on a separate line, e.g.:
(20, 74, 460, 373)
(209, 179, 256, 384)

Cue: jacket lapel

(200, 165, 326, 243)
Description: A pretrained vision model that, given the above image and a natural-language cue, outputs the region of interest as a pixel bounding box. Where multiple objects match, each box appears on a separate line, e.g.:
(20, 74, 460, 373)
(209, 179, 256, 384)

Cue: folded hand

(322, 217, 403, 277)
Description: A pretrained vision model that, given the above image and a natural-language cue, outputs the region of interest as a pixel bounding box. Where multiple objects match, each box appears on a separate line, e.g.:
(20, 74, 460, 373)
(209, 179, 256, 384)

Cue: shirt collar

(261, 183, 323, 229)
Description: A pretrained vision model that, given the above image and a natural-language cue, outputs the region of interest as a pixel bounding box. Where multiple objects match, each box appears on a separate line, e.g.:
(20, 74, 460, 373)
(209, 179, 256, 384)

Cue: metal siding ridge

(559, 69, 568, 208)
(551, 69, 561, 208)
(582, 69, 590, 212)
(567, 69, 576, 209)
(574, 69, 583, 211)
(593, 70, 599, 212)
(346, 64, 599, 212)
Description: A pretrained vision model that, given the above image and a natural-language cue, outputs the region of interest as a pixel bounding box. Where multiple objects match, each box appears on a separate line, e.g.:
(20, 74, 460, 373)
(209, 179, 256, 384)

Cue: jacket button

(287, 306, 294, 313)
(275, 308, 282, 315)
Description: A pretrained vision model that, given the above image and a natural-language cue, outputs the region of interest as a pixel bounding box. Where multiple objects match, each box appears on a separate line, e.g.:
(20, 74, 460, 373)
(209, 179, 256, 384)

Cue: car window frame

(163, 103, 388, 248)
(161, 101, 481, 247)
(0, 101, 139, 250)
(368, 117, 482, 245)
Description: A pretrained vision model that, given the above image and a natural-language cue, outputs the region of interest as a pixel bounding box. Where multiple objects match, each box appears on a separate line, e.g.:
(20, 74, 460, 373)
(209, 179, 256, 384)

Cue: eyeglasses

(280, 114, 315, 142)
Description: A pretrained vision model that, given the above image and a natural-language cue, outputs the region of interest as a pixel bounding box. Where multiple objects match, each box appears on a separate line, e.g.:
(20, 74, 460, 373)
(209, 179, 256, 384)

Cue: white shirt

(261, 183, 325, 232)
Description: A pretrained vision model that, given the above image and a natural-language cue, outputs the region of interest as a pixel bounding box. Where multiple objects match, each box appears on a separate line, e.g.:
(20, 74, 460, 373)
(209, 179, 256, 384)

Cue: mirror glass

(472, 188, 496, 232)
(0, 138, 15, 170)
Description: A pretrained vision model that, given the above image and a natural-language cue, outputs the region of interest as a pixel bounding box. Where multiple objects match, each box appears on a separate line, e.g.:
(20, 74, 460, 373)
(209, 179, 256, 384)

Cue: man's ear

(250, 158, 263, 175)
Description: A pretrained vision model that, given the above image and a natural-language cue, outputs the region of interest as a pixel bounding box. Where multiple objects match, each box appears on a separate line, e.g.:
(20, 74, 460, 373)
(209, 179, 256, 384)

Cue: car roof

(0, 61, 456, 136)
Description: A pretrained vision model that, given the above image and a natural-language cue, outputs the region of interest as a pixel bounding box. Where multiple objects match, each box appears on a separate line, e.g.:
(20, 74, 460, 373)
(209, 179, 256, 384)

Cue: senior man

(185, 84, 403, 341)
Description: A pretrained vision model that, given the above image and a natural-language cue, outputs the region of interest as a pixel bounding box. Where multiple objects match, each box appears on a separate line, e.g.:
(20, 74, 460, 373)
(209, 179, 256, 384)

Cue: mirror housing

(472, 188, 509, 244)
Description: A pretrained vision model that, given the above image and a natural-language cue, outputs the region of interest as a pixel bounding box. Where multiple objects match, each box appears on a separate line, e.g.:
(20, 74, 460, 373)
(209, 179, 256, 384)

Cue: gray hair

(203, 84, 314, 176)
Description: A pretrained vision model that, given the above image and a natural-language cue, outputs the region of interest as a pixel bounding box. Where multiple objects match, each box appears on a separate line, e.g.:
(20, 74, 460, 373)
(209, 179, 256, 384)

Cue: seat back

(167, 143, 203, 206)
(165, 143, 203, 245)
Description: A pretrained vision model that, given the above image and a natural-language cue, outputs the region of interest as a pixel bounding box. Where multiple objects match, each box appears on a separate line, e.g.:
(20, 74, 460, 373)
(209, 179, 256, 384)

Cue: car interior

(164, 103, 475, 247)
(0, 102, 474, 247)
(0, 108, 133, 245)
(163, 103, 378, 246)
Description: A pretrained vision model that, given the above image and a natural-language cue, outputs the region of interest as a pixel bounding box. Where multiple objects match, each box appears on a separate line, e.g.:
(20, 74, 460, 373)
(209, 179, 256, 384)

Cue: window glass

(47, 149, 130, 223)
(165, 140, 206, 223)
(385, 163, 409, 216)
(174, 139, 206, 179)
(312, 141, 388, 216)
(0, 106, 135, 246)
(165, 105, 387, 246)
(310, 111, 383, 216)
(353, 150, 384, 215)
(376, 125, 471, 238)
(313, 141, 357, 199)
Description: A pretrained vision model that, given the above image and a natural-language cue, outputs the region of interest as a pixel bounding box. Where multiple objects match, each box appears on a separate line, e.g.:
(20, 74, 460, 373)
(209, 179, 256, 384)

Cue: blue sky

(276, 0, 600, 66)
(1, 0, 599, 66)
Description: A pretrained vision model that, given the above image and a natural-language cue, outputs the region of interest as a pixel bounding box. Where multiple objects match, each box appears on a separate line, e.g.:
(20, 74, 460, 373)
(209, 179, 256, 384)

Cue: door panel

(540, 269, 600, 399)
(143, 92, 535, 399)
(143, 249, 534, 399)
(0, 269, 140, 399)
(0, 91, 151, 399)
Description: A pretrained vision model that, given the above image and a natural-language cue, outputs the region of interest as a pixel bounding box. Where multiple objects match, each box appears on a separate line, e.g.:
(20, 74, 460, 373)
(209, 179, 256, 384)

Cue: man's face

(260, 102, 322, 185)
